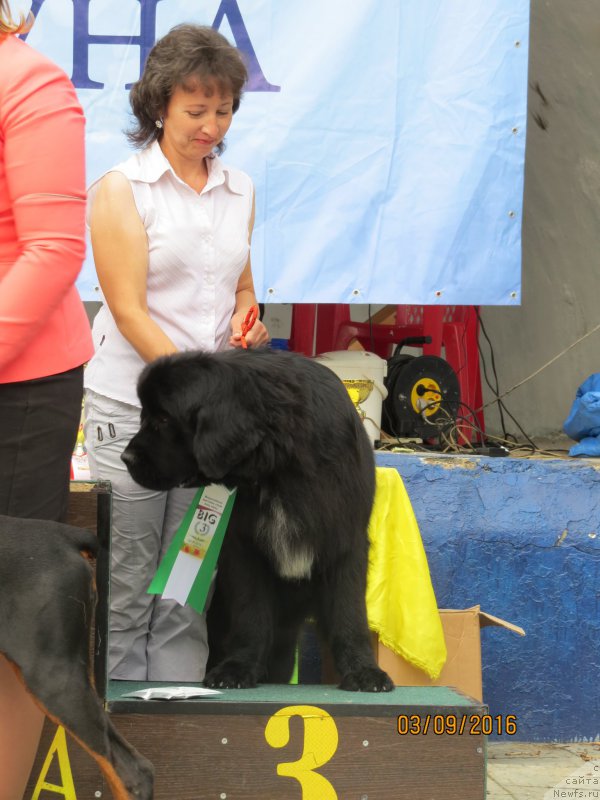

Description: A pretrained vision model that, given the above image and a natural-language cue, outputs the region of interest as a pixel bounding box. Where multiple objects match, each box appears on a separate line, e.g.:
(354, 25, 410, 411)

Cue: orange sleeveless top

(0, 34, 92, 382)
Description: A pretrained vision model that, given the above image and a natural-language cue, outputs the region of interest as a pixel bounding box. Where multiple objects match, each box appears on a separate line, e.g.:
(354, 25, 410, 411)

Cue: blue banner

(20, 0, 530, 304)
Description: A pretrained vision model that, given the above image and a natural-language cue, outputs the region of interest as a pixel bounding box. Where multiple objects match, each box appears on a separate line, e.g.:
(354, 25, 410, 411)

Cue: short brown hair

(127, 24, 248, 152)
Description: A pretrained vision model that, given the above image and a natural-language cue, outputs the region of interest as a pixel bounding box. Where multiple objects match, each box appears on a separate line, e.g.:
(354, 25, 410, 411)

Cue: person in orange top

(0, 2, 93, 795)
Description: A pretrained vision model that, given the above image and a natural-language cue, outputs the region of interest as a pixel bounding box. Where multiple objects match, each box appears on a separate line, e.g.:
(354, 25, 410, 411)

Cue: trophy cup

(343, 379, 374, 420)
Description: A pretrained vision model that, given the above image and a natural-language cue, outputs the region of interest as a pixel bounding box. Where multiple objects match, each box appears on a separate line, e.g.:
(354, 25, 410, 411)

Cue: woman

(84, 24, 268, 682)
(0, 2, 93, 795)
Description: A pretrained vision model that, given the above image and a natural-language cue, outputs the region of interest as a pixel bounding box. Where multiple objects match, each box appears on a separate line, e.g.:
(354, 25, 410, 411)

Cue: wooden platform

(28, 683, 487, 800)
(25, 480, 487, 799)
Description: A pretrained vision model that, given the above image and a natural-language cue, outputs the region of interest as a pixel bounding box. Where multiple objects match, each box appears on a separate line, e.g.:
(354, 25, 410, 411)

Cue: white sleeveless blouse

(84, 141, 253, 407)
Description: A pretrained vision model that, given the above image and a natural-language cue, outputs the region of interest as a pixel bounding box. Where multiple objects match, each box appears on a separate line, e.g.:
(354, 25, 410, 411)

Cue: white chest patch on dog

(258, 497, 314, 580)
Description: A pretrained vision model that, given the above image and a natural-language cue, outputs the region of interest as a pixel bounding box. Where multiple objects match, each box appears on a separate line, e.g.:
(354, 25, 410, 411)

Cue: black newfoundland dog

(122, 348, 393, 692)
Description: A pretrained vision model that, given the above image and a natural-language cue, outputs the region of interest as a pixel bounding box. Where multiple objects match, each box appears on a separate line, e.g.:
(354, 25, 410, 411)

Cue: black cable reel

(382, 337, 461, 439)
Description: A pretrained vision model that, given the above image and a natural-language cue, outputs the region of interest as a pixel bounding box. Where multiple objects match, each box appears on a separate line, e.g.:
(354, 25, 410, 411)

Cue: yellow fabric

(367, 467, 447, 679)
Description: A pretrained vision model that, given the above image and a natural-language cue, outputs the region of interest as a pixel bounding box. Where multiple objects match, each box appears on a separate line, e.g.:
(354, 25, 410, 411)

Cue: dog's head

(121, 348, 317, 490)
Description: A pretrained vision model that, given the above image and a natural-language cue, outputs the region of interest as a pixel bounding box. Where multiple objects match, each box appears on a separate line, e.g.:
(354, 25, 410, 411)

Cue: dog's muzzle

(120, 449, 136, 469)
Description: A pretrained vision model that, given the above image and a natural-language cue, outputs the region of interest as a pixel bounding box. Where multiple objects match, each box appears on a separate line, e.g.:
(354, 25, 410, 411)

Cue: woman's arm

(0, 61, 86, 371)
(90, 172, 179, 362)
(229, 195, 269, 348)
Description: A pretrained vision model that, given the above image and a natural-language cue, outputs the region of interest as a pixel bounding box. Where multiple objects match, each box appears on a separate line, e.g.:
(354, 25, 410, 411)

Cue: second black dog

(122, 348, 393, 693)
(0, 515, 153, 798)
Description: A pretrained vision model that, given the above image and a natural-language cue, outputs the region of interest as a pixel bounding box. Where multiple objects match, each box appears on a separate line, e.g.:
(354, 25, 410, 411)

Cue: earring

(155, 119, 163, 129)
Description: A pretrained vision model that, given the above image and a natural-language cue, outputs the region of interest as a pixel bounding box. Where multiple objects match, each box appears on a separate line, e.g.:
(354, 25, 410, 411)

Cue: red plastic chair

(288, 304, 317, 357)
(288, 303, 485, 438)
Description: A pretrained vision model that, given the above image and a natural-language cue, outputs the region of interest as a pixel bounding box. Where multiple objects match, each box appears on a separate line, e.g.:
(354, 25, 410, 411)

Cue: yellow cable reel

(411, 377, 442, 417)
(382, 354, 460, 438)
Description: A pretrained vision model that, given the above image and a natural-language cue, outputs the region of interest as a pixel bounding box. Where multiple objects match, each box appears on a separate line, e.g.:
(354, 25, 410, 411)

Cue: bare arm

(0, 61, 86, 371)
(229, 195, 269, 348)
(90, 172, 178, 362)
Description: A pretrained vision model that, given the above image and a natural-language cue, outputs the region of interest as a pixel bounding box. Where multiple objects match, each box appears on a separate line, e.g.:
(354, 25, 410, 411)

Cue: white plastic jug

(315, 350, 388, 445)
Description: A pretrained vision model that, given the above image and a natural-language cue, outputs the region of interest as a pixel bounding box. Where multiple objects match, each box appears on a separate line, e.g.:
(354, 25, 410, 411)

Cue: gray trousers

(84, 390, 208, 682)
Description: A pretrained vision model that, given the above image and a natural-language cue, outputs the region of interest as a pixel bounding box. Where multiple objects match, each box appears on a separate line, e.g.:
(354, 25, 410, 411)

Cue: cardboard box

(375, 605, 525, 702)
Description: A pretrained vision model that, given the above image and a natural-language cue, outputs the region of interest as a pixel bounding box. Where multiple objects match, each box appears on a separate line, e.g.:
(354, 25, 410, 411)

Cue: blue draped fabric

(22, 0, 530, 304)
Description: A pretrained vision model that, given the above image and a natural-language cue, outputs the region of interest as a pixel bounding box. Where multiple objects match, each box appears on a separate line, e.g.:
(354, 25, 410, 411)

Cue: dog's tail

(60, 524, 99, 558)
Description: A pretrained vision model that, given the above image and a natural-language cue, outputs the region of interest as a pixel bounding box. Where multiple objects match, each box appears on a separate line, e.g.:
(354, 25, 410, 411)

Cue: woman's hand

(229, 308, 269, 348)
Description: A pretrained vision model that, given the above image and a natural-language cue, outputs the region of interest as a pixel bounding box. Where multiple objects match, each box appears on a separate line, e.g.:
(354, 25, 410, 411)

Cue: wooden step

(28, 682, 487, 800)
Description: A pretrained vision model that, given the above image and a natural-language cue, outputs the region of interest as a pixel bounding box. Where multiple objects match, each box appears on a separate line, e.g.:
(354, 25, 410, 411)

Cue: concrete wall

(375, 452, 600, 743)
(480, 0, 600, 437)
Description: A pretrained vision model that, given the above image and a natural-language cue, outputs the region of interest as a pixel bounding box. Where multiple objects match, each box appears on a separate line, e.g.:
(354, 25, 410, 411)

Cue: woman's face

(160, 79, 234, 163)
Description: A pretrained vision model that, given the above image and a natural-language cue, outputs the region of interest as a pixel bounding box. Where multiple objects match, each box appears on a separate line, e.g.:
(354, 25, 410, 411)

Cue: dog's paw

(339, 666, 394, 693)
(204, 661, 258, 689)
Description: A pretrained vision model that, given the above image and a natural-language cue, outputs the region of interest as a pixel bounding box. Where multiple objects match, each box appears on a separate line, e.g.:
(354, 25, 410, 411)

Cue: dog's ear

(186, 349, 316, 482)
(192, 397, 266, 481)
(138, 356, 181, 419)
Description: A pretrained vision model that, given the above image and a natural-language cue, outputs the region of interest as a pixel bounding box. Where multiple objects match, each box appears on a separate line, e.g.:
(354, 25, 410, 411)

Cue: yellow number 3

(264, 705, 339, 799)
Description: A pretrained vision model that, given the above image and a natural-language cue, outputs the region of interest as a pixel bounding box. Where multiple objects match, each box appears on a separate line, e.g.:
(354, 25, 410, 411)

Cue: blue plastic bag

(563, 374, 600, 456)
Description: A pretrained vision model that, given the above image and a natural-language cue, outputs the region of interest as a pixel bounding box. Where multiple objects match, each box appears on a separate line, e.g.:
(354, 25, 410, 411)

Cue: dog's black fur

(122, 348, 393, 693)
(0, 515, 154, 799)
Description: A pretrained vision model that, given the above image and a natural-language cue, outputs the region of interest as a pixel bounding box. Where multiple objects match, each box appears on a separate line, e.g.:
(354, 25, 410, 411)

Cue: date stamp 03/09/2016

(397, 714, 518, 737)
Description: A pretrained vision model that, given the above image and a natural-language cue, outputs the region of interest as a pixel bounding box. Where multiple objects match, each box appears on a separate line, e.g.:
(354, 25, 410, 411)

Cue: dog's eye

(148, 415, 169, 432)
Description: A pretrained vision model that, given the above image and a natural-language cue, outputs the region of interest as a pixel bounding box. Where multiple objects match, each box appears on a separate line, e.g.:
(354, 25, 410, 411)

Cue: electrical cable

(475, 308, 509, 438)
(368, 304, 375, 354)
(375, 308, 593, 457)
(474, 309, 541, 452)
(477, 317, 600, 410)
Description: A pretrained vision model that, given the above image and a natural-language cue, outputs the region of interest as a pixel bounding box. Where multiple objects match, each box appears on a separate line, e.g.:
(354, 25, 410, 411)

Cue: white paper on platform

(120, 686, 222, 700)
